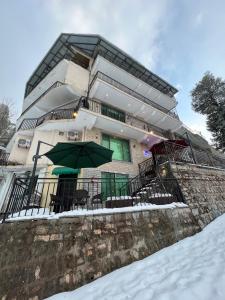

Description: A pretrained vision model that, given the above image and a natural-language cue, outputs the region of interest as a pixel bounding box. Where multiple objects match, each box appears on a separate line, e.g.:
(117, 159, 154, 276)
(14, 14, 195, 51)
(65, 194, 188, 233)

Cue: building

(1, 33, 224, 215)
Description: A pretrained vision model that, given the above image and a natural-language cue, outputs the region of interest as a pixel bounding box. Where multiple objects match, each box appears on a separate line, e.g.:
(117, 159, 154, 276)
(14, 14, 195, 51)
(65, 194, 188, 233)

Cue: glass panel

(101, 172, 115, 200)
(101, 134, 131, 162)
(115, 174, 129, 196)
(101, 134, 110, 149)
(111, 137, 123, 160)
(101, 172, 129, 200)
(122, 140, 131, 162)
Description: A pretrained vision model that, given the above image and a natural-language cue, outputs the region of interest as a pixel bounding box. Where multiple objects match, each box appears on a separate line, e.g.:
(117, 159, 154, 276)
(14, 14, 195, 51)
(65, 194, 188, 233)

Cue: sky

(1, 0, 225, 142)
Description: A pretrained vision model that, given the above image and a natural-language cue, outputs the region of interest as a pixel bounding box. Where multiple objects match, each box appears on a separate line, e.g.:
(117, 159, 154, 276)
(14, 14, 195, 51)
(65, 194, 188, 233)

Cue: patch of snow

(4, 202, 187, 222)
(46, 214, 225, 300)
(106, 196, 140, 201)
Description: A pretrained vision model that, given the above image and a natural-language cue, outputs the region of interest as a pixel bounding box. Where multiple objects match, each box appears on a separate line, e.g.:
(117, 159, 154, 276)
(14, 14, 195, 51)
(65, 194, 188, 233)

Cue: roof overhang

(25, 33, 178, 98)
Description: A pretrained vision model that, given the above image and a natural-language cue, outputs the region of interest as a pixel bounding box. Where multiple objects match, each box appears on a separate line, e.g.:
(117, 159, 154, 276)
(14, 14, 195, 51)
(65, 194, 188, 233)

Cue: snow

(106, 196, 140, 200)
(4, 202, 187, 222)
(45, 214, 225, 300)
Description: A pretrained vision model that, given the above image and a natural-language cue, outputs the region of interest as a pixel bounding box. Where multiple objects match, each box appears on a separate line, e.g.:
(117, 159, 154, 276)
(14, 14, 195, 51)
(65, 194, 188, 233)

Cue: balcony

(91, 55, 177, 111)
(17, 97, 165, 146)
(89, 72, 182, 132)
(87, 99, 165, 136)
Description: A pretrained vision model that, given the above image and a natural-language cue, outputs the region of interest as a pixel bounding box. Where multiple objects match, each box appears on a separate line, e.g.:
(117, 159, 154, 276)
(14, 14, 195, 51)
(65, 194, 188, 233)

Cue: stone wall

(0, 207, 200, 300)
(169, 162, 225, 228)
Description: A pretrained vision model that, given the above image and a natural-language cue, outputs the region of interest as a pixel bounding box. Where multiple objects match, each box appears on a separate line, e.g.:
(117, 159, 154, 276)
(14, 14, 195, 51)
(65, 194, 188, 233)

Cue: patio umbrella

(44, 141, 113, 169)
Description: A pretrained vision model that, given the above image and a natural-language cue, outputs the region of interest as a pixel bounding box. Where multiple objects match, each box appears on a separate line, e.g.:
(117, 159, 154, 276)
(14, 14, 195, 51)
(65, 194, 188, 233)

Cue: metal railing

(18, 102, 79, 131)
(2, 175, 183, 221)
(119, 175, 183, 205)
(90, 71, 179, 120)
(21, 81, 65, 117)
(153, 141, 225, 169)
(0, 152, 10, 166)
(138, 157, 155, 176)
(83, 98, 166, 136)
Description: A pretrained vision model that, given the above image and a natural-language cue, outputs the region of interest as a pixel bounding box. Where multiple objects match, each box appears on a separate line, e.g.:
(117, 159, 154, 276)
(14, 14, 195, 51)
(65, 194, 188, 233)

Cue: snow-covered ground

(46, 214, 225, 300)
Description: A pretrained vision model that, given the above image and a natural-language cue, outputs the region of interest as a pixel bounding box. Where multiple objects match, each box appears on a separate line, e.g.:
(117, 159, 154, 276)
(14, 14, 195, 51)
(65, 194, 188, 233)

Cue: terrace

(2, 140, 225, 222)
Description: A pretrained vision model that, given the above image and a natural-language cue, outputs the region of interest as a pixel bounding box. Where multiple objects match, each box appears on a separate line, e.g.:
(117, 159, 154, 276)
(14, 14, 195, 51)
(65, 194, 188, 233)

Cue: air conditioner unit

(18, 138, 31, 149)
(67, 131, 79, 141)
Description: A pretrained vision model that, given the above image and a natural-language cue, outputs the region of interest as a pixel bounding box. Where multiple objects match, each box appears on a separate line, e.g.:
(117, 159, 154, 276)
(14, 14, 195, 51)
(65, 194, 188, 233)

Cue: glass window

(102, 134, 131, 162)
(101, 104, 125, 123)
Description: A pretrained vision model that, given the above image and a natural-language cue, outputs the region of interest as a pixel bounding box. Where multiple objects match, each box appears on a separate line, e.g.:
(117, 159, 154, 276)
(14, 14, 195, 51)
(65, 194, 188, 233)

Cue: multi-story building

(1, 33, 224, 214)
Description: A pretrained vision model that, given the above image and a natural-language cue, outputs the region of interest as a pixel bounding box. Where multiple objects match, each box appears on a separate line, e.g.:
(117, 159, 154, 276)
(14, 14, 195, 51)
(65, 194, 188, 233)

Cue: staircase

(119, 157, 183, 205)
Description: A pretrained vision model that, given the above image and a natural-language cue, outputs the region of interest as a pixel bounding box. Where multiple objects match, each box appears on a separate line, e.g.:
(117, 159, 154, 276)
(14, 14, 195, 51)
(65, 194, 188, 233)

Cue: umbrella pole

(26, 140, 53, 207)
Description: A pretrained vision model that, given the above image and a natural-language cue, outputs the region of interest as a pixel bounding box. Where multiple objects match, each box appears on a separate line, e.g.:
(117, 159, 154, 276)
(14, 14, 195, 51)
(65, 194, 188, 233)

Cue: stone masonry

(169, 162, 225, 228)
(0, 207, 200, 300)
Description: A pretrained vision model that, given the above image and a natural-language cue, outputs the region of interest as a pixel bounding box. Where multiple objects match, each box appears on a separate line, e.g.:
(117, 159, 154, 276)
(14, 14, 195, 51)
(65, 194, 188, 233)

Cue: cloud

(44, 0, 170, 70)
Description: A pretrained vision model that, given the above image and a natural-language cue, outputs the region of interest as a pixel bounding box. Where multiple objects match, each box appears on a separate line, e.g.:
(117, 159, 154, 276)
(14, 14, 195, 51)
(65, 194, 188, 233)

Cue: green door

(101, 172, 129, 200)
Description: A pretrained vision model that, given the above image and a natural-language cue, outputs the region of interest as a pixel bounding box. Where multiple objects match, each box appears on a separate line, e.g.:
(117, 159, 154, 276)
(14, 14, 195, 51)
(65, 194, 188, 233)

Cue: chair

(50, 194, 73, 213)
(73, 190, 89, 207)
(91, 193, 103, 209)
(50, 194, 62, 213)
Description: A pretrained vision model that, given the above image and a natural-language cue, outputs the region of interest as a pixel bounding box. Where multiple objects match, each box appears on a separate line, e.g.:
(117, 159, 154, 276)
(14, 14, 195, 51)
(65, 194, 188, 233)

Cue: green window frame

(101, 172, 129, 200)
(102, 134, 131, 162)
(101, 104, 125, 123)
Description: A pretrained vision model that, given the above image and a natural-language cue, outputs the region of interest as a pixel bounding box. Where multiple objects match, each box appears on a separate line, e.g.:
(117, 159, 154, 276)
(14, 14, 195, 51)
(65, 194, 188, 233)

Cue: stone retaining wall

(169, 162, 225, 228)
(0, 207, 200, 300)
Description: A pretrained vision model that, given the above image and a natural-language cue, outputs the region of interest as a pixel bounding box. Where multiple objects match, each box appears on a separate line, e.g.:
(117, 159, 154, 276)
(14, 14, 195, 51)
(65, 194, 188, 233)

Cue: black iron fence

(155, 141, 225, 169)
(0, 152, 10, 166)
(18, 100, 80, 131)
(2, 175, 183, 221)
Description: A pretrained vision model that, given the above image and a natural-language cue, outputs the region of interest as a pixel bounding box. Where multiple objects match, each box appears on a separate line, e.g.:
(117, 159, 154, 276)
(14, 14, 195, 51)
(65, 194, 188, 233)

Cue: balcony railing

(18, 102, 79, 131)
(22, 81, 65, 116)
(0, 152, 10, 166)
(85, 98, 166, 136)
(90, 71, 179, 120)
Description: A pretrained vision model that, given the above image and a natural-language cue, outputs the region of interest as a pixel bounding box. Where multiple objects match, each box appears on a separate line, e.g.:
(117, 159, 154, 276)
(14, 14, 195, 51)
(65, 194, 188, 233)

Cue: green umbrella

(44, 141, 113, 169)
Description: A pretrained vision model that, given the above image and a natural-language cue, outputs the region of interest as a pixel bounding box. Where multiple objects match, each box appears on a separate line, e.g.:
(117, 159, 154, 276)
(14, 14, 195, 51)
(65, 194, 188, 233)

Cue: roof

(25, 33, 178, 98)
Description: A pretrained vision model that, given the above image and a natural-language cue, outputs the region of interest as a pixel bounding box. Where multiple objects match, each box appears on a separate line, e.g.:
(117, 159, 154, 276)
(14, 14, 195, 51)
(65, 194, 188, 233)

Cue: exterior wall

(0, 207, 200, 300)
(65, 62, 89, 96)
(22, 59, 69, 113)
(9, 134, 33, 165)
(82, 127, 149, 179)
(168, 162, 225, 228)
(8, 129, 82, 167)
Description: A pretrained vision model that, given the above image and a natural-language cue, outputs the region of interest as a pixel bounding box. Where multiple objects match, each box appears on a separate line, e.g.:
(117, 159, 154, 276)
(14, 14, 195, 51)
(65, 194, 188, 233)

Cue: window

(102, 134, 131, 162)
(101, 104, 125, 123)
(101, 172, 129, 200)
